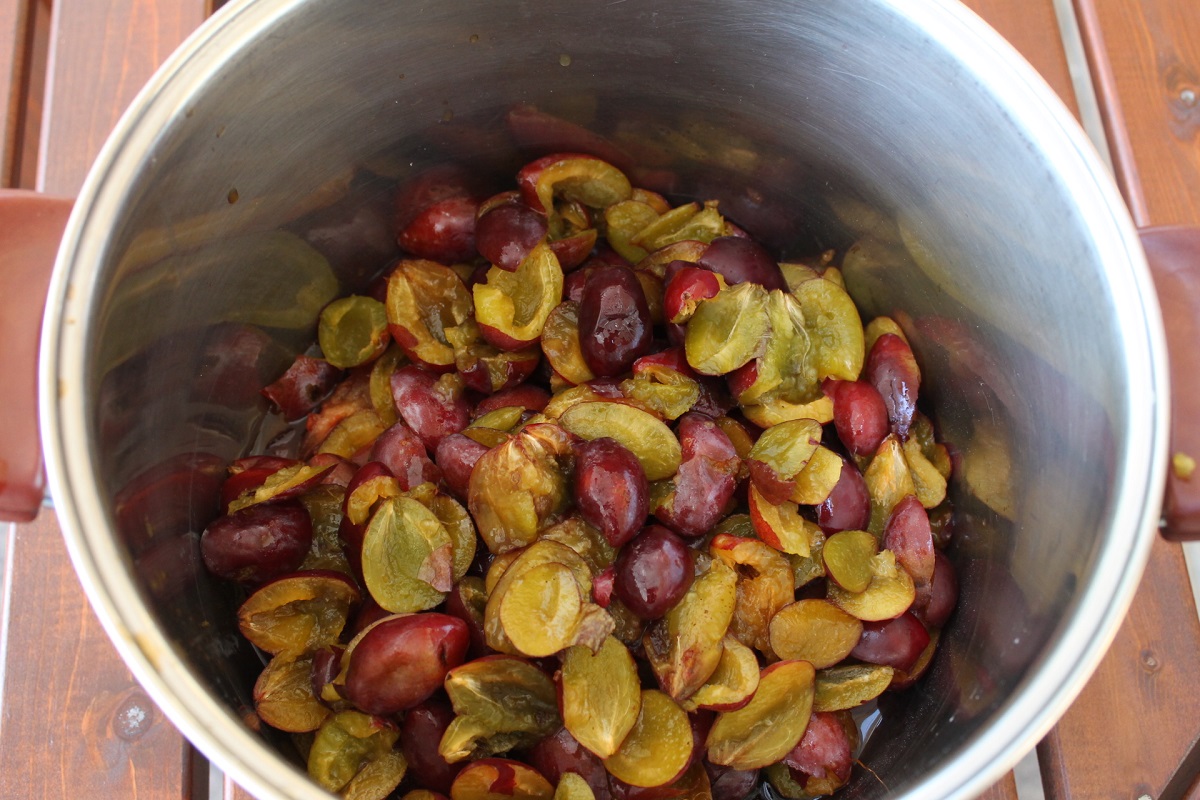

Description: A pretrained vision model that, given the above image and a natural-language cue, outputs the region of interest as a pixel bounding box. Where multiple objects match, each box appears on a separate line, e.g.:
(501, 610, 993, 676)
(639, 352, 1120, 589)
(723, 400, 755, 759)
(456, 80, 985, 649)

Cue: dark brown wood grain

(0, 512, 195, 798)
(35, 0, 206, 194)
(1038, 537, 1200, 799)
(1074, 0, 1200, 228)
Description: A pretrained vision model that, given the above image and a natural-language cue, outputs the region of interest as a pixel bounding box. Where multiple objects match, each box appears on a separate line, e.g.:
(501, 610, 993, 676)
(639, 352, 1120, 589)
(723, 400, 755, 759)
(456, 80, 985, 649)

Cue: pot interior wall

(80, 0, 1134, 795)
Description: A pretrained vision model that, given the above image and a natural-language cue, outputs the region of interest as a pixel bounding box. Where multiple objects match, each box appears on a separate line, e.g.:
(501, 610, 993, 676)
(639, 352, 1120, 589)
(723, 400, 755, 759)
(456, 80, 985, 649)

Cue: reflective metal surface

(40, 0, 1167, 798)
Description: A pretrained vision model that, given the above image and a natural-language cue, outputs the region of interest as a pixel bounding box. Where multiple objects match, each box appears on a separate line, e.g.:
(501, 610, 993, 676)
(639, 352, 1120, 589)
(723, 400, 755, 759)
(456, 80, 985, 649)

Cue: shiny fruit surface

(574, 438, 649, 548)
(577, 266, 654, 377)
(344, 613, 469, 715)
(201, 500, 313, 584)
(614, 525, 693, 620)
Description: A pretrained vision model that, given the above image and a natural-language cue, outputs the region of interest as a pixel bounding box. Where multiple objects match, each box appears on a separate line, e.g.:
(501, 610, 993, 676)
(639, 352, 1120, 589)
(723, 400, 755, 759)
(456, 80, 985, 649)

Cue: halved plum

(746, 418, 823, 506)
(559, 636, 642, 758)
(201, 503, 314, 585)
(696, 236, 786, 291)
(448, 318, 543, 394)
(747, 484, 818, 557)
(827, 550, 916, 622)
(683, 282, 769, 376)
(559, 402, 681, 482)
(864, 332, 921, 440)
(642, 556, 736, 701)
(811, 664, 894, 712)
(705, 660, 816, 770)
(398, 195, 480, 264)
(781, 711, 856, 797)
(389, 366, 472, 451)
(789, 445, 843, 506)
(542, 302, 596, 385)
(387, 259, 475, 371)
(613, 525, 693, 620)
(475, 242, 564, 350)
(884, 494, 935, 591)
(319, 295, 390, 370)
(664, 266, 724, 325)
(498, 562, 586, 657)
(650, 413, 740, 539)
(574, 437, 649, 549)
(483, 540, 608, 656)
(254, 652, 330, 733)
(402, 697, 465, 794)
(226, 462, 333, 514)
(262, 354, 344, 421)
(468, 424, 575, 554)
(822, 530, 879, 593)
(602, 690, 692, 788)
(680, 635, 759, 712)
(476, 195, 549, 271)
(307, 710, 403, 796)
(527, 727, 612, 800)
(361, 496, 454, 613)
(553, 772, 596, 800)
(850, 611, 931, 672)
(517, 153, 633, 216)
(768, 599, 863, 669)
(710, 534, 794, 654)
(441, 656, 561, 763)
(450, 758, 554, 800)
(237, 569, 360, 656)
(577, 266, 654, 378)
(632, 202, 726, 253)
(343, 613, 469, 715)
(791, 276, 864, 383)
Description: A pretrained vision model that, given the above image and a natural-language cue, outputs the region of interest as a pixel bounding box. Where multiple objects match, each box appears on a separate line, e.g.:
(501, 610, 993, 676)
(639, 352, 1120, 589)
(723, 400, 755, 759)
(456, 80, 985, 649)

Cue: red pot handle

(0, 190, 72, 522)
(1141, 225, 1200, 541)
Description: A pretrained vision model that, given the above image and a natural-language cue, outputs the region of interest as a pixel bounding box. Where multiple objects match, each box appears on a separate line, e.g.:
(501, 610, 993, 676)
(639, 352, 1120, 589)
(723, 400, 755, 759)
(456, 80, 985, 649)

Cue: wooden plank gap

(1, 0, 32, 186)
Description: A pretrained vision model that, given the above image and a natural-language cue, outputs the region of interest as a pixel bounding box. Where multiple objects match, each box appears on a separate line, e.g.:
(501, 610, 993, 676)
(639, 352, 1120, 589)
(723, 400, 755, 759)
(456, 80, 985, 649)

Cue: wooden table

(2, 0, 1199, 797)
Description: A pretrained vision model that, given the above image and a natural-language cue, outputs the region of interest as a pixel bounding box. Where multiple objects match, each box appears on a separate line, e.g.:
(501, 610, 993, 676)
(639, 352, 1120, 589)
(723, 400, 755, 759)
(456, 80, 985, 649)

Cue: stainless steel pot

(15, 0, 1175, 797)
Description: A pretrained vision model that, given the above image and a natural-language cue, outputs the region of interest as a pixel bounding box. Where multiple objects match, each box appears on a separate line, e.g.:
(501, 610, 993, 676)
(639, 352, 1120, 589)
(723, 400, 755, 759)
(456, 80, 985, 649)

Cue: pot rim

(39, 0, 1168, 798)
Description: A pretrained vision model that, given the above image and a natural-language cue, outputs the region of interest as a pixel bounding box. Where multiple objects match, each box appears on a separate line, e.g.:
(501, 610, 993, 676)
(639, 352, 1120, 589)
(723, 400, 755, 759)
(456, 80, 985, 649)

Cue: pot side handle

(0, 190, 72, 523)
(1141, 225, 1200, 541)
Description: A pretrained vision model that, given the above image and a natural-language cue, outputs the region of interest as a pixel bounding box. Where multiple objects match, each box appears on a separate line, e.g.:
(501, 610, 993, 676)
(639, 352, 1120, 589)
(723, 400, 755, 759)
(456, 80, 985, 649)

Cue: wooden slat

(0, 512, 194, 798)
(974, 772, 1021, 800)
(959, 0, 1082, 119)
(36, 0, 207, 194)
(1033, 2, 1200, 796)
(1037, 539, 1200, 798)
(1073, 0, 1200, 228)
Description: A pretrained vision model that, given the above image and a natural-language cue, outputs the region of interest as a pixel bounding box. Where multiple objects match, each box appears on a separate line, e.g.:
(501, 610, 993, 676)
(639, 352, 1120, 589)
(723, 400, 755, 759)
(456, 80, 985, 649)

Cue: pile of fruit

(199, 153, 959, 800)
